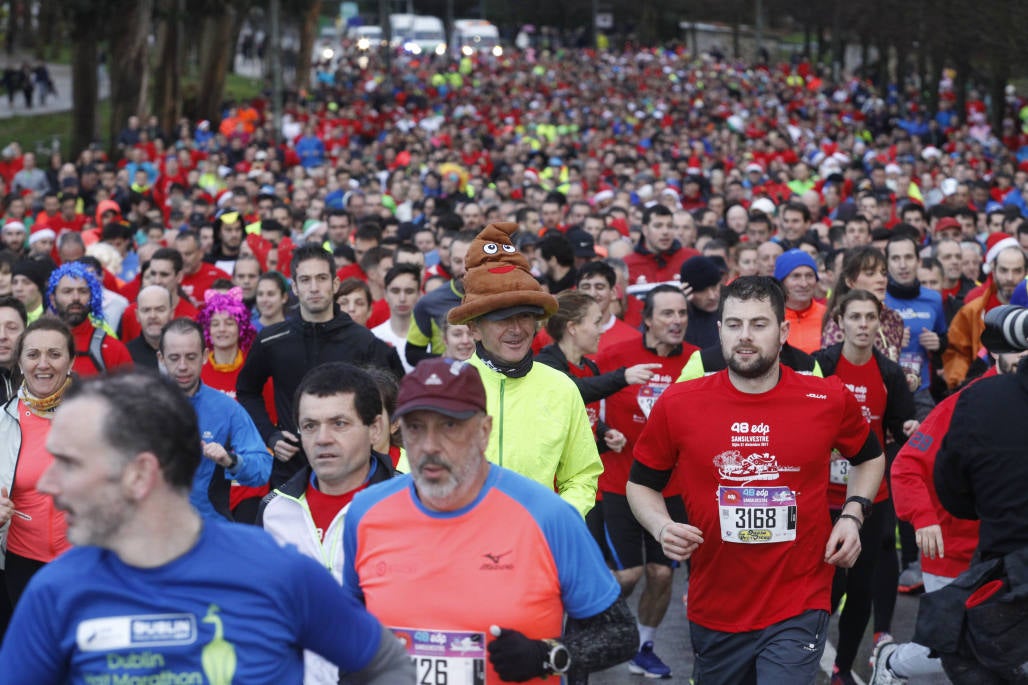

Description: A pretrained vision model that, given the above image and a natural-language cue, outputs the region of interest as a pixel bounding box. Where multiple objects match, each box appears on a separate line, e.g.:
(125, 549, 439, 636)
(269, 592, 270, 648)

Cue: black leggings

(4, 551, 46, 608)
(830, 500, 894, 673)
(0, 569, 11, 641)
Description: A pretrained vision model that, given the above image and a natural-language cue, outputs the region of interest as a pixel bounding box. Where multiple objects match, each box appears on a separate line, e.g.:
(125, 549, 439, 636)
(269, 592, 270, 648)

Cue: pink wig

(197, 287, 257, 353)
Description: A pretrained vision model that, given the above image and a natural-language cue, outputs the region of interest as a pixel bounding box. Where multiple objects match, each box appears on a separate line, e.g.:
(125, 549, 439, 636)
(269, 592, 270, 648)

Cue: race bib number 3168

(391, 628, 486, 685)
(718, 486, 797, 544)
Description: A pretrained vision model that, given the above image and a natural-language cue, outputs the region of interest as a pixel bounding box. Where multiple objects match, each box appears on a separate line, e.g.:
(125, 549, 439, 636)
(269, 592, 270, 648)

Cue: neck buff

(476, 341, 533, 378)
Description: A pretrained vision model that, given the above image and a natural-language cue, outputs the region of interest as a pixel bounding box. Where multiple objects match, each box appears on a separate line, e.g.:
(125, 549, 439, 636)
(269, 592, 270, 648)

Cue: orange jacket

(942, 284, 993, 389)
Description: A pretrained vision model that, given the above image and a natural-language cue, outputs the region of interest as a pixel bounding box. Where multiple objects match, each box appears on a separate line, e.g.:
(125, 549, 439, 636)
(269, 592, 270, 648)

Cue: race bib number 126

(391, 628, 486, 685)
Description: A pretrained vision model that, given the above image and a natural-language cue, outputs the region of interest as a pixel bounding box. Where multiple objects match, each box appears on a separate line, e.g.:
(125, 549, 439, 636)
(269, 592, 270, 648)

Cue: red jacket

(70, 320, 134, 377)
(891, 370, 991, 578)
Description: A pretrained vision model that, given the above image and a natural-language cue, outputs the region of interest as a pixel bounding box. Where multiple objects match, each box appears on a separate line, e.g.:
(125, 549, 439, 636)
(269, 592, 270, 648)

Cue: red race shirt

(597, 339, 697, 495)
(831, 354, 889, 505)
(634, 367, 872, 632)
(306, 479, 369, 542)
(181, 263, 231, 305)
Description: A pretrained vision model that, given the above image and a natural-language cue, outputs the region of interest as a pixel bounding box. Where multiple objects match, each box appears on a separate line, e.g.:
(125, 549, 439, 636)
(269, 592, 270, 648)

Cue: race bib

(637, 381, 669, 419)
(830, 451, 850, 485)
(899, 351, 922, 379)
(391, 628, 486, 685)
(718, 486, 797, 544)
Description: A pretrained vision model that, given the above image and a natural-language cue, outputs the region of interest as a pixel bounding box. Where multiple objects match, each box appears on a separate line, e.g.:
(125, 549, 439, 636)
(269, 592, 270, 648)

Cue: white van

(451, 19, 502, 57)
(407, 15, 446, 56)
(349, 24, 383, 51)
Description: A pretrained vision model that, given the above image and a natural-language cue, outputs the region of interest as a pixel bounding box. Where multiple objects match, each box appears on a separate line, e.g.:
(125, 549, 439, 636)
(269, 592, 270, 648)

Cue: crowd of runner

(0, 41, 1026, 684)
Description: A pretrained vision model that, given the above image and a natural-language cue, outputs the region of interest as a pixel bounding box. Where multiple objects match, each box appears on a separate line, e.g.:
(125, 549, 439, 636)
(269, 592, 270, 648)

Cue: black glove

(487, 626, 548, 682)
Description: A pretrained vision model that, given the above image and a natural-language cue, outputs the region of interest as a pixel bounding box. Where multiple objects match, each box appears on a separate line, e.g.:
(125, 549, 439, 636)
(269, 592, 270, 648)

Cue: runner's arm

(339, 626, 415, 684)
(563, 596, 638, 675)
(626, 468, 704, 562)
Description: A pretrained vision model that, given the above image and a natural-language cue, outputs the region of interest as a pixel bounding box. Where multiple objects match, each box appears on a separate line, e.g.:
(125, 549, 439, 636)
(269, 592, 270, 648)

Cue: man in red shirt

(624, 205, 699, 286)
(577, 262, 641, 355)
(119, 248, 199, 342)
(597, 284, 698, 679)
(46, 193, 88, 234)
(627, 276, 884, 684)
(174, 230, 230, 306)
(45, 263, 133, 376)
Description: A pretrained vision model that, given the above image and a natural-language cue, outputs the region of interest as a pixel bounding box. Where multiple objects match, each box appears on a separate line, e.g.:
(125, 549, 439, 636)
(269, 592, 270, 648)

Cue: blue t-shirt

(885, 286, 948, 391)
(0, 520, 383, 684)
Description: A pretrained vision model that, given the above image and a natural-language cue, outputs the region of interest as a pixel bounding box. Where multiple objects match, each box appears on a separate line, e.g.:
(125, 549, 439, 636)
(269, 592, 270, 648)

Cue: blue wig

(45, 262, 105, 322)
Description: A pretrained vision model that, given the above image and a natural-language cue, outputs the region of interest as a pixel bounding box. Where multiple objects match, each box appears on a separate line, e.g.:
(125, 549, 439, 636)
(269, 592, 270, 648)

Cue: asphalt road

(591, 565, 951, 684)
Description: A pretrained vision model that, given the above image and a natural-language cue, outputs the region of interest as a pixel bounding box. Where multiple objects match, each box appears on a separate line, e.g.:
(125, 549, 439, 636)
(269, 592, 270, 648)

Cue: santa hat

(983, 234, 1020, 274)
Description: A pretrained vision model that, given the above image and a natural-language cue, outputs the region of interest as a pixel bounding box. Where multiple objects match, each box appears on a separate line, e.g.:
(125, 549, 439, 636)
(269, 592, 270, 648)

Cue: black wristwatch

(541, 639, 570, 674)
(845, 496, 872, 520)
(225, 451, 239, 471)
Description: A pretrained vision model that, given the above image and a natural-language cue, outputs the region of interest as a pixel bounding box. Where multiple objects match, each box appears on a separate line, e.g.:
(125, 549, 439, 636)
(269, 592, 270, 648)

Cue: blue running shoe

(628, 641, 671, 679)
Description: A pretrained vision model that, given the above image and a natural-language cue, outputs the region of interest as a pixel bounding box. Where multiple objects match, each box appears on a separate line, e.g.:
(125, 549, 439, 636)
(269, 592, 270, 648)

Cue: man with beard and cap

(942, 241, 1027, 390)
(45, 262, 133, 377)
(447, 221, 602, 518)
(627, 276, 884, 685)
(343, 357, 636, 685)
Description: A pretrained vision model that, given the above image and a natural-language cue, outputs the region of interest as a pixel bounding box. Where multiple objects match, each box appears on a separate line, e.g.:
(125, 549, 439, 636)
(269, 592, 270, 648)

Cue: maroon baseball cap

(395, 358, 488, 420)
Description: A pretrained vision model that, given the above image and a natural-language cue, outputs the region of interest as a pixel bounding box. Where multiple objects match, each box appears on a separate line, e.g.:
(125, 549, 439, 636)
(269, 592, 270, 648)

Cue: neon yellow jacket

(469, 354, 602, 518)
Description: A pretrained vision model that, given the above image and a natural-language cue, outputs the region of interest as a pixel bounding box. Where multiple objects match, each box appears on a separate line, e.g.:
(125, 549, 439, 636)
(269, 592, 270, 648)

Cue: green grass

(1, 100, 111, 157)
(1, 68, 262, 158)
(220, 72, 266, 101)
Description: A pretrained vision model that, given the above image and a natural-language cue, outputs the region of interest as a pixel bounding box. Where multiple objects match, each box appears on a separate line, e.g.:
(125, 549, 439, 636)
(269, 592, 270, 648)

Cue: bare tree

(108, 0, 153, 158)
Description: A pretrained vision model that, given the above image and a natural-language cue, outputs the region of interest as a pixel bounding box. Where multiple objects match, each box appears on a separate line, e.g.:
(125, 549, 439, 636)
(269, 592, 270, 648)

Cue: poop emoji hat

(447, 221, 558, 325)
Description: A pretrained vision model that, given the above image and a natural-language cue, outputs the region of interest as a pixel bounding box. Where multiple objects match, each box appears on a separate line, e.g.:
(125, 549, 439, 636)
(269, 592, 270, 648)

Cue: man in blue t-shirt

(884, 234, 948, 418)
(0, 371, 412, 684)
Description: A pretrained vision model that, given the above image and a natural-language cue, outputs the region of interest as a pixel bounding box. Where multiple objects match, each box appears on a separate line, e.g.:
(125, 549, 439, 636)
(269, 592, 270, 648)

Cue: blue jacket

(189, 383, 272, 520)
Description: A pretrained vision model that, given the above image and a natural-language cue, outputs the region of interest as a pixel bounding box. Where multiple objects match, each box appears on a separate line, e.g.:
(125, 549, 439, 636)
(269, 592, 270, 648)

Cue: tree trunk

(153, 0, 184, 138)
(107, 0, 152, 160)
(295, 0, 321, 92)
(636, 0, 658, 47)
(35, 0, 61, 60)
(14, 0, 33, 54)
(927, 49, 943, 118)
(195, 7, 236, 125)
(989, 55, 1009, 135)
(954, 56, 969, 127)
(69, 26, 100, 156)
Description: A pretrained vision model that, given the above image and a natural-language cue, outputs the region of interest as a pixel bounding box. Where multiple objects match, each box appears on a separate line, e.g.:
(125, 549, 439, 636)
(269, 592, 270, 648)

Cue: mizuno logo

(806, 393, 827, 399)
(482, 551, 512, 564)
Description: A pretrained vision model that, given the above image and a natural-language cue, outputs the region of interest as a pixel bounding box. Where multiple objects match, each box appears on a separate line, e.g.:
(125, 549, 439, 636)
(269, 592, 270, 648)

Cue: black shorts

(601, 492, 686, 570)
(585, 501, 610, 563)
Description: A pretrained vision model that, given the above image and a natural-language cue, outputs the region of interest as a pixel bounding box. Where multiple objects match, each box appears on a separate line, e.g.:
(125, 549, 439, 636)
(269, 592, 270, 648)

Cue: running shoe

(628, 641, 672, 679)
(830, 666, 858, 685)
(870, 638, 907, 684)
(869, 632, 894, 667)
(897, 561, 924, 594)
